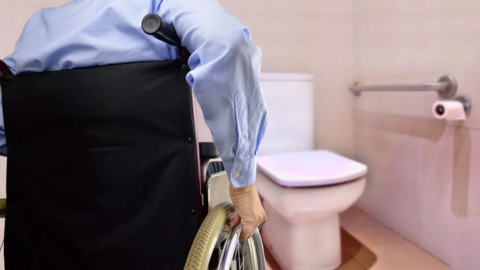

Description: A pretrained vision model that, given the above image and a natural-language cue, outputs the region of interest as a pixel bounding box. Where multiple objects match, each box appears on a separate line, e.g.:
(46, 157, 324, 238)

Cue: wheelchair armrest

(199, 142, 220, 159)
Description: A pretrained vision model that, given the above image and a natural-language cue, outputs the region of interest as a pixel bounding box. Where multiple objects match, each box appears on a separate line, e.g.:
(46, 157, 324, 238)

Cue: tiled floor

(263, 229, 374, 270)
(339, 229, 376, 270)
(341, 207, 450, 270)
(264, 206, 451, 270)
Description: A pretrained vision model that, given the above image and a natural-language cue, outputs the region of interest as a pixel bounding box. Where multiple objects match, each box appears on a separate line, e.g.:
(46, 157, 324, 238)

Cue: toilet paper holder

(433, 94, 472, 119)
(453, 95, 472, 116)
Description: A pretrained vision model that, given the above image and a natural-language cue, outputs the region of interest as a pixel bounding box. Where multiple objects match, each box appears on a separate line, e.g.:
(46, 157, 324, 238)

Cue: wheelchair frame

(144, 13, 268, 269)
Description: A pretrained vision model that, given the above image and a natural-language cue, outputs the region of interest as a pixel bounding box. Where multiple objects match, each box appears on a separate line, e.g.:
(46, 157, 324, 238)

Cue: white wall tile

(467, 128, 480, 218)
(422, 125, 455, 193)
(352, 0, 480, 129)
(463, 216, 480, 270)
(384, 180, 422, 244)
(420, 187, 461, 267)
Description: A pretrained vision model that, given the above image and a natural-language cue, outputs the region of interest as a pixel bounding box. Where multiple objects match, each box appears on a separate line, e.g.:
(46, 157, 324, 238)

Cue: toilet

(255, 73, 368, 270)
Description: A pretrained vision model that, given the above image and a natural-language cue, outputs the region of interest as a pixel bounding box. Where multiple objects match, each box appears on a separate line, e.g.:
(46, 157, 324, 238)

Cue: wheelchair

(0, 13, 266, 270)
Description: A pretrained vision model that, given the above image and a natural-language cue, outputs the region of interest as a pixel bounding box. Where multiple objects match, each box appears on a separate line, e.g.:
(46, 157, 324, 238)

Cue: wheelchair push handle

(142, 13, 181, 46)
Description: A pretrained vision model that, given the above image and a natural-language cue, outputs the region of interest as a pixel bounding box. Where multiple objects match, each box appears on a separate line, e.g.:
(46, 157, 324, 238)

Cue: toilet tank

(194, 73, 315, 156)
(257, 73, 314, 156)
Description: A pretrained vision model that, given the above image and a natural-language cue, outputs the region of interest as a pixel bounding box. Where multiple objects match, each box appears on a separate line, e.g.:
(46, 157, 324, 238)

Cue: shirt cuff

(222, 155, 257, 188)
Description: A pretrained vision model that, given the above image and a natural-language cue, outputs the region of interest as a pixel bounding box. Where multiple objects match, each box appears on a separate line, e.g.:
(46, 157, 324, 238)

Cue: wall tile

(463, 216, 480, 269)
(384, 180, 422, 244)
(467, 128, 480, 218)
(353, 1, 480, 268)
(355, 170, 389, 225)
(354, 122, 423, 185)
(451, 127, 473, 218)
(357, 110, 479, 270)
(420, 187, 461, 267)
(422, 125, 455, 194)
(352, 0, 480, 130)
(420, 127, 479, 270)
(353, 126, 423, 243)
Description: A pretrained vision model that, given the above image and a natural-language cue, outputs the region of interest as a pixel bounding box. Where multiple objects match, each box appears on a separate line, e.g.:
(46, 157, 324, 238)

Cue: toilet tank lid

(257, 150, 367, 187)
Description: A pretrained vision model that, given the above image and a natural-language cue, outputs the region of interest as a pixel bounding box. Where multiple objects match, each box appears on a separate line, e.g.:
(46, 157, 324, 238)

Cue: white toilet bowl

(255, 150, 367, 270)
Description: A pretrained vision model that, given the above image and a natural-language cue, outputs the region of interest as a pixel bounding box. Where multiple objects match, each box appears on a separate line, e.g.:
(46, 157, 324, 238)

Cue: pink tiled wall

(352, 1, 480, 269)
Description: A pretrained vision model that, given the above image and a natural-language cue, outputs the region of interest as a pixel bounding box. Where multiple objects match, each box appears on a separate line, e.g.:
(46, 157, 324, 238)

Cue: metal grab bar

(349, 75, 457, 99)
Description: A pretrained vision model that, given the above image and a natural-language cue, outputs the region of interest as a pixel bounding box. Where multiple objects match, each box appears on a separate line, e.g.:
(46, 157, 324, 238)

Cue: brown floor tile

(337, 260, 366, 270)
(338, 252, 366, 270)
(262, 230, 375, 270)
(341, 207, 450, 270)
(342, 229, 377, 269)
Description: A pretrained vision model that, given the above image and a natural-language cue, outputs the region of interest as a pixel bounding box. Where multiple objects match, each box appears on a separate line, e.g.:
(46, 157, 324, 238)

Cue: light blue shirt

(0, 0, 268, 188)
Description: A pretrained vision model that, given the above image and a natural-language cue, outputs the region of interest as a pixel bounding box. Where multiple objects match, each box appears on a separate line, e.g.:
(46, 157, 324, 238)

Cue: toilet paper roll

(432, 100, 466, 121)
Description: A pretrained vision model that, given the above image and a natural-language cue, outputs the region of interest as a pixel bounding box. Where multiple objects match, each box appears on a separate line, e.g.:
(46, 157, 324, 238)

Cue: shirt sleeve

(158, 0, 268, 188)
(0, 54, 16, 156)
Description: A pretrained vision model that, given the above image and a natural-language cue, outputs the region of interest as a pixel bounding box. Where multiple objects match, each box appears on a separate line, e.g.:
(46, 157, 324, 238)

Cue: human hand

(228, 183, 266, 240)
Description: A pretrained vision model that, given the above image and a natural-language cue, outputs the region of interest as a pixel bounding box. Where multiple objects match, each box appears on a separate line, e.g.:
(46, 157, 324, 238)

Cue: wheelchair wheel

(184, 202, 266, 270)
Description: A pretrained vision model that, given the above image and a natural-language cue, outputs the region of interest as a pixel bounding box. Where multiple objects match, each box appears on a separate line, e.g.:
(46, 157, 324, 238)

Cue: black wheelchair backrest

(0, 60, 202, 270)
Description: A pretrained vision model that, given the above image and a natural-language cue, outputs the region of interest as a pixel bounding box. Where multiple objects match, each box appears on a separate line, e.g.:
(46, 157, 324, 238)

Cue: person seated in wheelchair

(0, 0, 268, 269)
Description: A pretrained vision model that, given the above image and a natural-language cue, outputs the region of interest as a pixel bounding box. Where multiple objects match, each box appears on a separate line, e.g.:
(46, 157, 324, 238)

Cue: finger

(229, 214, 240, 227)
(240, 224, 254, 240)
